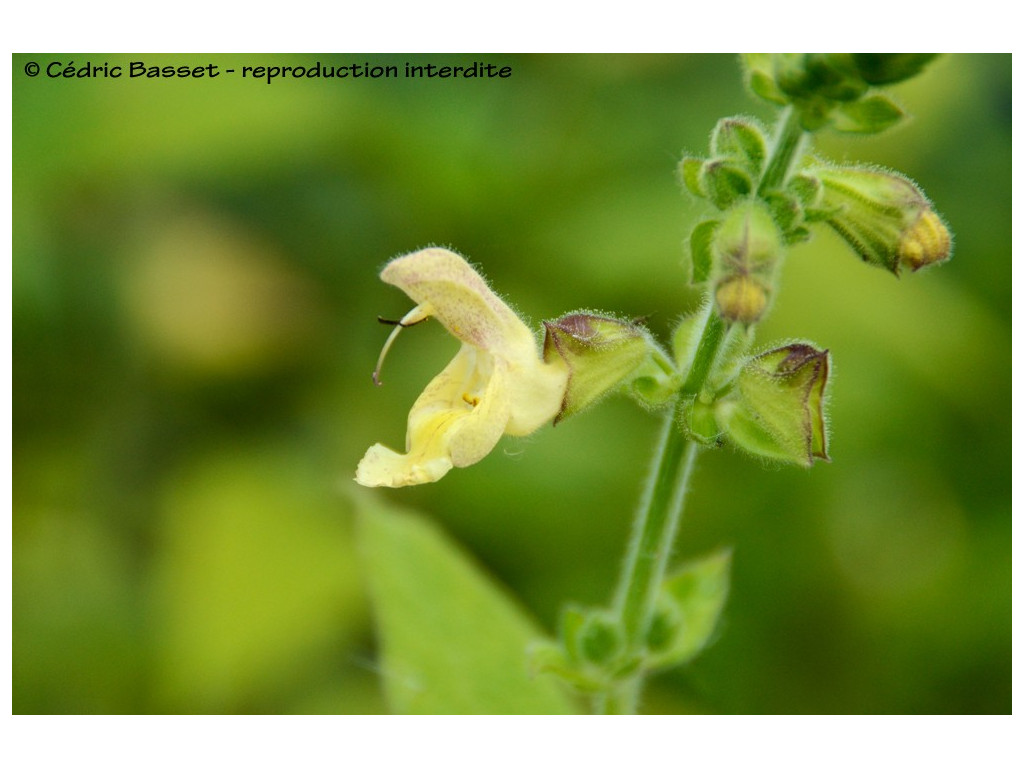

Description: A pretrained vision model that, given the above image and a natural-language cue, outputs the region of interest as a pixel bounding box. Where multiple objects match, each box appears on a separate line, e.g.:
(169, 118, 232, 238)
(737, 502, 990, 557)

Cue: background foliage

(13, 53, 1010, 713)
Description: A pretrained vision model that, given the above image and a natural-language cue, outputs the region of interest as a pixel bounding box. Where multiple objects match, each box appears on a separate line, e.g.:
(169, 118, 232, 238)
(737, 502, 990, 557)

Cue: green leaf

(150, 448, 366, 712)
(702, 159, 753, 210)
(711, 117, 767, 176)
(832, 94, 906, 134)
(679, 156, 706, 198)
(357, 494, 579, 714)
(688, 219, 720, 284)
(681, 398, 721, 446)
(645, 549, 732, 671)
(740, 54, 788, 105)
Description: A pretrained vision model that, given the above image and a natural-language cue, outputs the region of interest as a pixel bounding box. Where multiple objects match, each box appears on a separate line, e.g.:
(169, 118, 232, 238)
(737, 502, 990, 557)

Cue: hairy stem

(599, 309, 726, 714)
(757, 106, 806, 194)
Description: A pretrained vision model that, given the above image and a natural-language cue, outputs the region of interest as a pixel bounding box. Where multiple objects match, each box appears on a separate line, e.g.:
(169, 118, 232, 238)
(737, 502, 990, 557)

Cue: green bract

(644, 549, 732, 672)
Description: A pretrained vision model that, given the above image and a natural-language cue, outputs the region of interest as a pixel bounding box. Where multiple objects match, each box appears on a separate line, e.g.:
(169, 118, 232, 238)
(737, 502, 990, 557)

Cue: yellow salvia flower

(355, 248, 569, 487)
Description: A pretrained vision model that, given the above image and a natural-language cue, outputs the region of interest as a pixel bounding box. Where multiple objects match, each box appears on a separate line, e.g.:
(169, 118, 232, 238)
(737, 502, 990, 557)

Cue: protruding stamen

(377, 315, 431, 327)
(372, 304, 432, 386)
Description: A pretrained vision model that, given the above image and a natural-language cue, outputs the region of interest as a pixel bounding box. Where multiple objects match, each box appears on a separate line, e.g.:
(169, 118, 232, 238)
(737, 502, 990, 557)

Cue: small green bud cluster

(741, 53, 937, 133)
(528, 605, 637, 693)
(529, 550, 732, 694)
(681, 117, 768, 210)
(678, 57, 950, 334)
(673, 58, 948, 467)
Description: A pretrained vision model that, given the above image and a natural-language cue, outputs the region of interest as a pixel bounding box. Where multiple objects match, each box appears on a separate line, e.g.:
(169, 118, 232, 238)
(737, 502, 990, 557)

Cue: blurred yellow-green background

(13, 53, 1010, 713)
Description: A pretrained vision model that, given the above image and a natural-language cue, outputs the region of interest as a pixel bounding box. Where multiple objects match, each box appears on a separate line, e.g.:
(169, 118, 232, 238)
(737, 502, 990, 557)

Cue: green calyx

(543, 313, 677, 421)
(716, 343, 831, 467)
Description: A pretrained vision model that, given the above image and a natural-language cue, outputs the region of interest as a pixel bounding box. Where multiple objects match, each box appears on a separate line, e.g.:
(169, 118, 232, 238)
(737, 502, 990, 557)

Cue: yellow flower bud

(715, 275, 769, 325)
(898, 210, 952, 272)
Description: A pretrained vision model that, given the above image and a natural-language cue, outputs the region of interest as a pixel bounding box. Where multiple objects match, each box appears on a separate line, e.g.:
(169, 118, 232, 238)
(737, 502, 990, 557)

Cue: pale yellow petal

(406, 346, 511, 468)
(354, 346, 512, 488)
(443, 357, 510, 468)
(355, 443, 453, 487)
(504, 355, 569, 435)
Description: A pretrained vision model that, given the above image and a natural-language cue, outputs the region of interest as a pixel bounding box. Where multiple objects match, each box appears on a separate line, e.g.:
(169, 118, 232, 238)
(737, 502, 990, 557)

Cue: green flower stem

(600, 310, 727, 714)
(757, 106, 806, 194)
(602, 426, 699, 714)
(680, 307, 726, 396)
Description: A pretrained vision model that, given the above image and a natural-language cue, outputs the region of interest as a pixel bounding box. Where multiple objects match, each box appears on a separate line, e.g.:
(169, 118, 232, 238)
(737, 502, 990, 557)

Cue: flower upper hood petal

(381, 248, 538, 360)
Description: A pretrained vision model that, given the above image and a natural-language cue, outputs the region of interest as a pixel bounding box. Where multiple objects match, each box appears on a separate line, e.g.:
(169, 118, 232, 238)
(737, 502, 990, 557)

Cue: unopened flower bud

(742, 54, 930, 134)
(851, 53, 939, 85)
(774, 53, 867, 103)
(814, 165, 948, 274)
(711, 202, 783, 325)
(542, 313, 655, 422)
(717, 343, 830, 467)
(715, 201, 783, 272)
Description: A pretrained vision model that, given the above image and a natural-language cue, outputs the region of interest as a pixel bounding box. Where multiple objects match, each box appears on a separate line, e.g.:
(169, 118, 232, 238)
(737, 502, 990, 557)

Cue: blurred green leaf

(150, 446, 365, 712)
(357, 493, 579, 714)
(832, 94, 906, 134)
(646, 548, 731, 670)
(679, 156, 706, 198)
